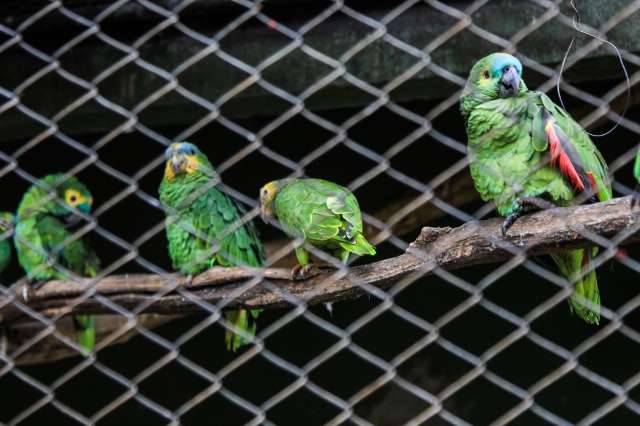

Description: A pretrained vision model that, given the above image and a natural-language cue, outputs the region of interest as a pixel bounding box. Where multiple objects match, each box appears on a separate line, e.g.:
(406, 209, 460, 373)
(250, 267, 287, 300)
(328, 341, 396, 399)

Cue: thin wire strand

(556, 0, 631, 137)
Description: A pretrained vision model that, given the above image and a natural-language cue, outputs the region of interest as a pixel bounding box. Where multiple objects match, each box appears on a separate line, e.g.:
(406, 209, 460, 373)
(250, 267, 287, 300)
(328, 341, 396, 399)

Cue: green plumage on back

(0, 212, 14, 276)
(461, 53, 611, 324)
(159, 142, 266, 351)
(632, 149, 640, 209)
(14, 174, 100, 354)
(259, 178, 375, 274)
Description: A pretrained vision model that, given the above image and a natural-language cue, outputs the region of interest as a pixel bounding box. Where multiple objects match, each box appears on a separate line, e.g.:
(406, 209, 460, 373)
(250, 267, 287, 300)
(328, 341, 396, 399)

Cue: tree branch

(1, 196, 637, 326)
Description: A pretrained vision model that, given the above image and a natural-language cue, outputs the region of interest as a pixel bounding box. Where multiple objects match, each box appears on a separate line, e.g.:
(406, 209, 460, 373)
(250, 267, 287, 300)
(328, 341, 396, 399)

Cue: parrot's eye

(65, 189, 82, 206)
(482, 70, 490, 79)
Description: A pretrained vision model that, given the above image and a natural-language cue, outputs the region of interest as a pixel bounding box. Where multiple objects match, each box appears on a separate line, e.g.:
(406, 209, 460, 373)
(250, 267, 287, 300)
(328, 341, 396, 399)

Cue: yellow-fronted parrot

(259, 178, 375, 279)
(14, 174, 100, 354)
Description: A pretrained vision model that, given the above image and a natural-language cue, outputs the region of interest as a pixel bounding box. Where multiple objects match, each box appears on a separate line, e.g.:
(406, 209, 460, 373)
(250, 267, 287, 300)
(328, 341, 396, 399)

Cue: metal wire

(0, 0, 639, 425)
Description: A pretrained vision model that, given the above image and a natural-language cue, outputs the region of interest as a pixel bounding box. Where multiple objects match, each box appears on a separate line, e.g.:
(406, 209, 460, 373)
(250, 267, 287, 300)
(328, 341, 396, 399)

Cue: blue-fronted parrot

(460, 53, 611, 324)
(159, 142, 266, 351)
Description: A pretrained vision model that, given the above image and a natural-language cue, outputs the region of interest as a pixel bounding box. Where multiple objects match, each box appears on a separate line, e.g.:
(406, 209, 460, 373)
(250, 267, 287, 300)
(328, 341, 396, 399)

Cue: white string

(556, 0, 631, 137)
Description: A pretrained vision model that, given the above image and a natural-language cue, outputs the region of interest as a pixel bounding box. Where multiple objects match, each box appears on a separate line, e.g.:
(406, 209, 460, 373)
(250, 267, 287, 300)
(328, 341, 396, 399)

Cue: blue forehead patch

(165, 142, 198, 159)
(490, 53, 522, 77)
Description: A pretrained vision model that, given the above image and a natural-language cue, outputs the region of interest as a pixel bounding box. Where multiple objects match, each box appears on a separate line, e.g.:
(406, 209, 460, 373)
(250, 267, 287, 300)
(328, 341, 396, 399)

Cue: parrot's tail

(224, 309, 260, 352)
(73, 315, 96, 356)
(550, 249, 600, 325)
(339, 233, 376, 256)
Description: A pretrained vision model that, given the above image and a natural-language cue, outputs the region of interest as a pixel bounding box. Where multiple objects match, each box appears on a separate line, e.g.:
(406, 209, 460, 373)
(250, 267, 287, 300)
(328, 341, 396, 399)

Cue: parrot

(460, 52, 612, 325)
(159, 142, 266, 352)
(632, 149, 640, 208)
(259, 178, 376, 280)
(0, 212, 14, 276)
(14, 174, 100, 354)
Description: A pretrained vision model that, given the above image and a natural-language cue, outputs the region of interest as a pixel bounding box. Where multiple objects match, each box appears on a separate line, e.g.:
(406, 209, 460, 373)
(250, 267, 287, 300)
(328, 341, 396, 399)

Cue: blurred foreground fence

(2, 0, 640, 425)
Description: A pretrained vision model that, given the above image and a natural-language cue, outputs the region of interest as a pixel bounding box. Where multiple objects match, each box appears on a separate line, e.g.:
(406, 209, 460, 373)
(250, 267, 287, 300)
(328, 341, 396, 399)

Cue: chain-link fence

(1, 0, 640, 424)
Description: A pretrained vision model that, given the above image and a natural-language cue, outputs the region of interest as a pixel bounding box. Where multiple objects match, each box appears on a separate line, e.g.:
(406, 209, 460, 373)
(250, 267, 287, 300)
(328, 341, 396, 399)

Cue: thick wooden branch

(1, 196, 638, 326)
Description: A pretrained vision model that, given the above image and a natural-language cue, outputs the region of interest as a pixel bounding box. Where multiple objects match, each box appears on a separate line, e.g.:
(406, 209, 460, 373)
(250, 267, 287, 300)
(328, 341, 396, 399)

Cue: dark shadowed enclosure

(1, 0, 640, 425)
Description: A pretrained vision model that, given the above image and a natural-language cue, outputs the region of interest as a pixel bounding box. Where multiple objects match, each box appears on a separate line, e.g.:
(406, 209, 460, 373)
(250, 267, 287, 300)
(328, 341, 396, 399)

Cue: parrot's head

(259, 180, 282, 222)
(55, 177, 93, 218)
(464, 53, 524, 103)
(163, 142, 213, 181)
(17, 174, 93, 222)
(0, 212, 14, 233)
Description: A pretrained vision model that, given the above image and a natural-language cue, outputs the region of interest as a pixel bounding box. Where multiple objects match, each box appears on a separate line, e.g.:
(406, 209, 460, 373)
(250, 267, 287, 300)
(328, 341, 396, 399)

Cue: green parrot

(259, 178, 376, 279)
(14, 174, 100, 353)
(0, 212, 14, 276)
(632, 149, 640, 208)
(159, 142, 266, 352)
(460, 53, 611, 325)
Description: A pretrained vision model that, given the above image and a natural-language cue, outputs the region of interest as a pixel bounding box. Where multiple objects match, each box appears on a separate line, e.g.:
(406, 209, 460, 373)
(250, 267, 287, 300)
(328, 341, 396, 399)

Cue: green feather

(0, 212, 14, 276)
(14, 174, 99, 354)
(461, 53, 610, 324)
(268, 178, 376, 265)
(74, 315, 97, 356)
(159, 142, 265, 351)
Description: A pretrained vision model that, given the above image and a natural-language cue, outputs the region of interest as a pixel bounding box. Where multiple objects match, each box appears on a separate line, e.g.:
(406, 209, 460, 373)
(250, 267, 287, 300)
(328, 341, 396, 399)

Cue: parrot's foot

(324, 302, 334, 316)
(517, 197, 556, 211)
(632, 183, 640, 209)
(184, 274, 194, 286)
(501, 211, 523, 236)
(501, 197, 557, 236)
(291, 264, 319, 281)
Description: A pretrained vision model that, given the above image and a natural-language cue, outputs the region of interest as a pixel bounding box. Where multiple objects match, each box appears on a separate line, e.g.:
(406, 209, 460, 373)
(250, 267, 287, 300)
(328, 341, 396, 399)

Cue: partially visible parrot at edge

(13, 174, 100, 354)
(159, 142, 266, 352)
(259, 178, 376, 280)
(632, 149, 640, 208)
(0, 212, 15, 276)
(460, 52, 612, 325)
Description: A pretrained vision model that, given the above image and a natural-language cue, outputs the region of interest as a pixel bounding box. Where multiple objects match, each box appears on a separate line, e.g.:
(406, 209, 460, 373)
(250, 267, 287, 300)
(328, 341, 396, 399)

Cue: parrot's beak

(499, 66, 520, 97)
(64, 213, 83, 228)
(170, 154, 187, 175)
(260, 204, 269, 223)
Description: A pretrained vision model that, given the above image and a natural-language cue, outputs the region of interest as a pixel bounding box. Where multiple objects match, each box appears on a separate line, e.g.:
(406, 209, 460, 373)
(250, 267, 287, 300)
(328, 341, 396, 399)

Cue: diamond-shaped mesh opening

(444, 376, 523, 425)
(1, 0, 640, 424)
(536, 371, 615, 423)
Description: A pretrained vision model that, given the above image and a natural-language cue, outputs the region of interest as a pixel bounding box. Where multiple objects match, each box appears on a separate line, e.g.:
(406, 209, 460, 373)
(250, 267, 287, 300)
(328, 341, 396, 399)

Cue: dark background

(1, 1, 640, 425)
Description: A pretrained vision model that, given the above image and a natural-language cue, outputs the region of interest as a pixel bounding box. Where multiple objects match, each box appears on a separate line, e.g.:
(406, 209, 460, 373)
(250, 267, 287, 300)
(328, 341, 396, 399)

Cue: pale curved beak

(499, 66, 520, 97)
(170, 154, 186, 174)
(260, 204, 269, 223)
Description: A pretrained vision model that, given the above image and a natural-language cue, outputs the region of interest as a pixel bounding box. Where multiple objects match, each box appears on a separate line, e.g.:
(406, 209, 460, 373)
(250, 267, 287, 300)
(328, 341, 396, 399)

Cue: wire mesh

(0, 0, 640, 424)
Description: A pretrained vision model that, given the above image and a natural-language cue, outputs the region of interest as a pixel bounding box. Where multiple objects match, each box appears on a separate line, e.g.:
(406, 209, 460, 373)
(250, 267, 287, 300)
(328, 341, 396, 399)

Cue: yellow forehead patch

(263, 182, 277, 192)
(164, 154, 200, 181)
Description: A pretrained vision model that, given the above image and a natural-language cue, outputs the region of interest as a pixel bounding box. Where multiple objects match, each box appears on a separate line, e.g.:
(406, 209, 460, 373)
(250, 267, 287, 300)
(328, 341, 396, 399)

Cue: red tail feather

(546, 121, 585, 190)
